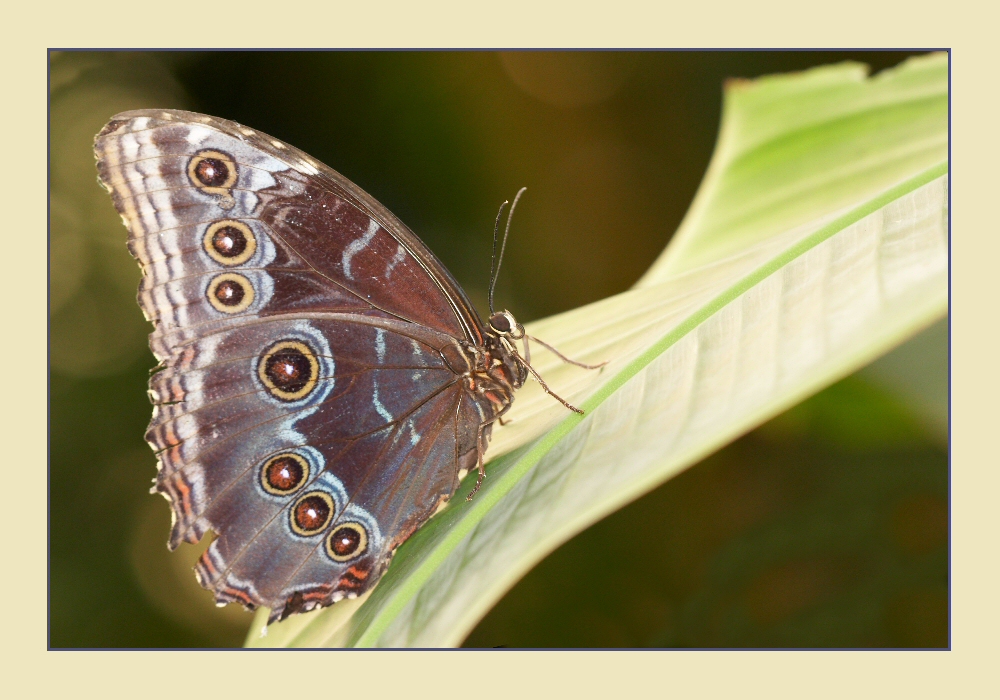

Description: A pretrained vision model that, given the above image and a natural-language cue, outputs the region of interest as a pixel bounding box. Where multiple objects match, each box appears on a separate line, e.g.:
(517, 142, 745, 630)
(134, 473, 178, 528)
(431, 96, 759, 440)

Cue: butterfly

(94, 109, 599, 624)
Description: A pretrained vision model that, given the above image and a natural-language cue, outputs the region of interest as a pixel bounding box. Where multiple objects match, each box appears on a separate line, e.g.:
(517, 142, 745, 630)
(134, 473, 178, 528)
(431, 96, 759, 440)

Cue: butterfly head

(480, 310, 528, 394)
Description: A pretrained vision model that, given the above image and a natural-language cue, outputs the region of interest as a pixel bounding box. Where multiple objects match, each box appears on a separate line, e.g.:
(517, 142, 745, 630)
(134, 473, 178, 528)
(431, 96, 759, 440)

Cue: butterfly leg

(512, 347, 585, 415)
(466, 445, 486, 501)
(525, 333, 607, 370)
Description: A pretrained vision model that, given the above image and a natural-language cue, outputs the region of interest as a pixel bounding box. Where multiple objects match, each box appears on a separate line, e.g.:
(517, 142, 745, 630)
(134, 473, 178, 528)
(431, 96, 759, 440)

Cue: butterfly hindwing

(195, 371, 471, 621)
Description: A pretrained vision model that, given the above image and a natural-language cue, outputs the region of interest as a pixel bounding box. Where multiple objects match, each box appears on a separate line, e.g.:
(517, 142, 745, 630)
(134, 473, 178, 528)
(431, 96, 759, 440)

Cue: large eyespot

(188, 149, 237, 194)
(204, 220, 256, 266)
(258, 340, 320, 401)
(260, 453, 310, 496)
(290, 491, 335, 536)
(326, 522, 368, 562)
(207, 272, 255, 313)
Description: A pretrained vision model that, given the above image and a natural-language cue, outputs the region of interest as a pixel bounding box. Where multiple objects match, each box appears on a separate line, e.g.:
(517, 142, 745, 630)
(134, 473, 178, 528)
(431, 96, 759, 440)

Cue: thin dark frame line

(50, 47, 949, 52)
(946, 47, 953, 652)
(46, 47, 53, 653)
(47, 47, 951, 651)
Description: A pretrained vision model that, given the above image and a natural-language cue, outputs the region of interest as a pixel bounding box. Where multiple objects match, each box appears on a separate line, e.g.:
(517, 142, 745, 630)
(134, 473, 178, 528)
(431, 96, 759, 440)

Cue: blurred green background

(49, 51, 945, 648)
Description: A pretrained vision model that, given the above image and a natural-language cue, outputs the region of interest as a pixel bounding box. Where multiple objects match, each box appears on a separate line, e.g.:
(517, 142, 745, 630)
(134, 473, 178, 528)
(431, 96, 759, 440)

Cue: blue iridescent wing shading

(95, 110, 496, 622)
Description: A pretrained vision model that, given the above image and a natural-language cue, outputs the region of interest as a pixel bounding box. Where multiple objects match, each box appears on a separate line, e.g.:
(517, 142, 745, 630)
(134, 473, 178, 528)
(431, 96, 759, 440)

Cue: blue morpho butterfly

(95, 110, 602, 623)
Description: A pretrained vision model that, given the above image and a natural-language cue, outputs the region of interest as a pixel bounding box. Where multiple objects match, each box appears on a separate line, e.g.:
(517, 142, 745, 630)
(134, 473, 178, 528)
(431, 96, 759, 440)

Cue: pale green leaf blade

(638, 53, 947, 281)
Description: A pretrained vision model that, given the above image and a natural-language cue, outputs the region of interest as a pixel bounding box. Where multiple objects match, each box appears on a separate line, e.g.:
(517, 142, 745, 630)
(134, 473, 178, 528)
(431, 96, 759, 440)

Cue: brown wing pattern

(95, 110, 495, 621)
(96, 110, 483, 357)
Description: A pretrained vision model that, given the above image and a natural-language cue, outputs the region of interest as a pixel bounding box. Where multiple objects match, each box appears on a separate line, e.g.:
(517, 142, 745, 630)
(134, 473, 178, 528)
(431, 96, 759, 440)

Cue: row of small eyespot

(192, 151, 364, 563)
(261, 452, 368, 562)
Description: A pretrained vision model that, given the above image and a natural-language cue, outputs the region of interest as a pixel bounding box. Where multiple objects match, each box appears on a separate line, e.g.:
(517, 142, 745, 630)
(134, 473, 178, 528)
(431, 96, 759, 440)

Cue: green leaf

(246, 52, 948, 648)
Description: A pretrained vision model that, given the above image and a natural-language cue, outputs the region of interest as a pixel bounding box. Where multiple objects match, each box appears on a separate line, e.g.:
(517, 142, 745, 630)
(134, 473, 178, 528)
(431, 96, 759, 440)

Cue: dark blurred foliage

(48, 51, 942, 648)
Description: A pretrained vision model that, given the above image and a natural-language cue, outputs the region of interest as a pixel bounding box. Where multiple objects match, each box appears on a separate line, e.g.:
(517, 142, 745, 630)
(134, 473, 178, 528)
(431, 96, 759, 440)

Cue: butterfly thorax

(442, 327, 525, 423)
(477, 331, 528, 417)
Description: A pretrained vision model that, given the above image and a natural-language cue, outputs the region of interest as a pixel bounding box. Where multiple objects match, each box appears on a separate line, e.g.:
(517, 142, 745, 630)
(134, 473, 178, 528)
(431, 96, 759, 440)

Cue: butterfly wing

(96, 110, 484, 356)
(152, 314, 484, 620)
(95, 110, 491, 620)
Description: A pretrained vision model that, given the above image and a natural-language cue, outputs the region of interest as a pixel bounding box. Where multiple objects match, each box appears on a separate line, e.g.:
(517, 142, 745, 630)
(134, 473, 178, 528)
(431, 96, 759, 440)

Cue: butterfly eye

(326, 522, 368, 562)
(489, 312, 510, 333)
(490, 311, 524, 340)
(290, 491, 335, 536)
(490, 311, 521, 336)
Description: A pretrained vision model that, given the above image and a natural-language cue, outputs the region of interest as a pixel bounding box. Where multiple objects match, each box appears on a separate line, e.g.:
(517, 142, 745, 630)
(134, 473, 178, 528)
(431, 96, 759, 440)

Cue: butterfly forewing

(95, 110, 510, 622)
(97, 111, 482, 351)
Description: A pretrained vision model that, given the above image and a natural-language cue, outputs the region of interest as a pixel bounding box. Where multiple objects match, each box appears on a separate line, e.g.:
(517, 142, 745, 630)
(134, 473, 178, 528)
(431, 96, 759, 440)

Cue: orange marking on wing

(346, 565, 369, 580)
(168, 377, 185, 402)
(338, 566, 370, 591)
(222, 586, 256, 607)
(180, 346, 196, 370)
(161, 422, 180, 448)
(174, 475, 193, 518)
(198, 551, 218, 577)
(158, 445, 183, 472)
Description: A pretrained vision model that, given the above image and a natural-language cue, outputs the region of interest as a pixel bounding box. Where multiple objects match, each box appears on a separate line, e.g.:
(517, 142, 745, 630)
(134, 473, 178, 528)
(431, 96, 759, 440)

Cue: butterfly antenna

(488, 201, 508, 315)
(488, 187, 527, 315)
